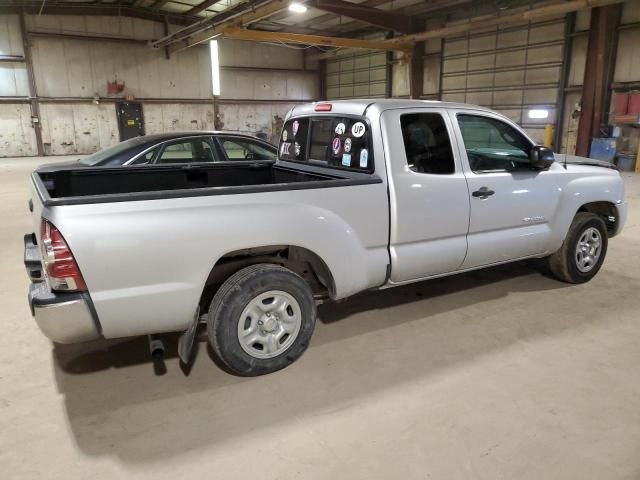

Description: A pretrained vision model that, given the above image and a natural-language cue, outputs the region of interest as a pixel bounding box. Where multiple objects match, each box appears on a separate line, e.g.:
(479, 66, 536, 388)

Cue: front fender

(547, 171, 625, 252)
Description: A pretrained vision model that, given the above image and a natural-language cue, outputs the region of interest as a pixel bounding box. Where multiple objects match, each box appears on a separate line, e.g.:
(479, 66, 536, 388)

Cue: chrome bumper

(25, 234, 101, 344)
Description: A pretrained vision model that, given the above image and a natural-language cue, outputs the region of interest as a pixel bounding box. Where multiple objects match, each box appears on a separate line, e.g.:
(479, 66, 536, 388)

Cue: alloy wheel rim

(237, 290, 302, 359)
(575, 226, 602, 273)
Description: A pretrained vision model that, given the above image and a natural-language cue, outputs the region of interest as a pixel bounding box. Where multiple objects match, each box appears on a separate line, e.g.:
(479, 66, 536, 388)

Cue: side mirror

(529, 145, 555, 170)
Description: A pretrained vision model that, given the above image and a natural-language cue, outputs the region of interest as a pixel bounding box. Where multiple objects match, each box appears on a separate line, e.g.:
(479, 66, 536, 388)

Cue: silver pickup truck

(25, 99, 627, 376)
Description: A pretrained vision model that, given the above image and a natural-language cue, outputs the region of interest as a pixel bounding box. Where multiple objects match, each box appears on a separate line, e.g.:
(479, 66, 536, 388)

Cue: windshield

(78, 136, 149, 166)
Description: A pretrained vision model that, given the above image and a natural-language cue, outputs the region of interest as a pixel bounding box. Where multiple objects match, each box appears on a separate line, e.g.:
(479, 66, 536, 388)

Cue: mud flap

(177, 307, 200, 365)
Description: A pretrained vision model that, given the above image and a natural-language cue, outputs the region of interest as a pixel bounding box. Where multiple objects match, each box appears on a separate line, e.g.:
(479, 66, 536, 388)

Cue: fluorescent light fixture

(210, 40, 220, 97)
(289, 2, 307, 13)
(528, 109, 549, 119)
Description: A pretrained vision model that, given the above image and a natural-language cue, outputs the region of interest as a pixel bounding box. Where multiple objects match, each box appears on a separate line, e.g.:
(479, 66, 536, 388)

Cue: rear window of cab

(278, 116, 373, 173)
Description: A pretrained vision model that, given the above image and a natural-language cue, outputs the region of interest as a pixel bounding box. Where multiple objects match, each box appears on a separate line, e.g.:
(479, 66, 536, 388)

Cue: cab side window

(157, 138, 217, 164)
(400, 113, 455, 174)
(457, 115, 532, 172)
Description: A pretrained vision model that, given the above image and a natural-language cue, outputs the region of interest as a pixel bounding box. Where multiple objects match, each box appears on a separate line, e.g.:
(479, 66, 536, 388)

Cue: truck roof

(288, 99, 495, 118)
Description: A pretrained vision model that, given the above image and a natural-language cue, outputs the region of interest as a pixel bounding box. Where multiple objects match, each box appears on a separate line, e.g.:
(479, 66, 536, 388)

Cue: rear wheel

(207, 264, 316, 376)
(546, 212, 608, 283)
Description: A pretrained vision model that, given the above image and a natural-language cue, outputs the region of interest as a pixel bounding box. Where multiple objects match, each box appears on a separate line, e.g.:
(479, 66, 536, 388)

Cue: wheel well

(577, 201, 618, 235)
(199, 246, 335, 312)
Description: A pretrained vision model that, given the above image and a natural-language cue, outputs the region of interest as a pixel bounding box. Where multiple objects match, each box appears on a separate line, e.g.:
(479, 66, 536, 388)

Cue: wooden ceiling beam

(221, 26, 409, 51)
(167, 0, 290, 53)
(385, 0, 626, 47)
(168, 0, 625, 56)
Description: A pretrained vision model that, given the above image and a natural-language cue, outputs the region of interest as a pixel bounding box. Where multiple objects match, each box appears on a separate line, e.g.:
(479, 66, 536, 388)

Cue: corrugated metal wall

(217, 39, 318, 144)
(0, 104, 38, 156)
(559, 1, 640, 155)
(0, 15, 318, 157)
(441, 18, 566, 144)
(321, 19, 568, 143)
(614, 3, 640, 83)
(0, 15, 35, 156)
(326, 51, 387, 99)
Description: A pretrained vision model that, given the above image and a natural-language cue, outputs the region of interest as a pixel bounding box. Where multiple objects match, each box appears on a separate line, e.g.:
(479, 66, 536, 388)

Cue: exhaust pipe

(148, 335, 165, 358)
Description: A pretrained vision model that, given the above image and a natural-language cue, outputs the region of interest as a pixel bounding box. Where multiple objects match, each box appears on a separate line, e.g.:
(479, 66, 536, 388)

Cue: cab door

(382, 108, 470, 283)
(449, 110, 562, 268)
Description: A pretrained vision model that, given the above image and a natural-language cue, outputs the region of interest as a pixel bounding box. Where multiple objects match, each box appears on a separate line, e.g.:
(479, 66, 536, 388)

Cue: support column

(19, 12, 44, 156)
(385, 32, 393, 98)
(554, 12, 575, 151)
(408, 42, 425, 100)
(408, 20, 424, 100)
(318, 59, 327, 100)
(575, 4, 622, 157)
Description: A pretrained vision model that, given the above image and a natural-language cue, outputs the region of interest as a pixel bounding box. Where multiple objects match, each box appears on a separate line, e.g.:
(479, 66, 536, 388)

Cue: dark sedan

(39, 132, 277, 171)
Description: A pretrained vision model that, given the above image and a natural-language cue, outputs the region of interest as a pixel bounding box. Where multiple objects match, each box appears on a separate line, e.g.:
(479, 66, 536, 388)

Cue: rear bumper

(24, 233, 43, 282)
(25, 234, 101, 344)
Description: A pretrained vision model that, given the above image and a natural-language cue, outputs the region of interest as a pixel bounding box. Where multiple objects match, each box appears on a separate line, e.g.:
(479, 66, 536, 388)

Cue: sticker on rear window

(359, 148, 368, 168)
(344, 138, 352, 153)
(281, 142, 291, 155)
(282, 130, 288, 141)
(332, 137, 341, 155)
(335, 122, 346, 135)
(292, 120, 299, 136)
(351, 122, 366, 138)
(342, 153, 352, 167)
(294, 142, 301, 157)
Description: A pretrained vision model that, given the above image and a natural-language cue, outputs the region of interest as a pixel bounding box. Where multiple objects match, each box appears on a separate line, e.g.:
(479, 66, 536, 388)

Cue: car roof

(138, 130, 272, 145)
(287, 99, 497, 118)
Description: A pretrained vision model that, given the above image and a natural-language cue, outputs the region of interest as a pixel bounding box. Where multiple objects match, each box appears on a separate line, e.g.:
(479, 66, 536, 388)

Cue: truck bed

(33, 161, 380, 206)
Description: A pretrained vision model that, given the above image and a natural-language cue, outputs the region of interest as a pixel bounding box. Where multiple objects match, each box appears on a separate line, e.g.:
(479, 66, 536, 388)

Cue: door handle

(472, 187, 495, 199)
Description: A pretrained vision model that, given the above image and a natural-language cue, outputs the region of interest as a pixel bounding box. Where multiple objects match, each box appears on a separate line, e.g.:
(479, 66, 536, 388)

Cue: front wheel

(207, 264, 316, 376)
(546, 212, 608, 283)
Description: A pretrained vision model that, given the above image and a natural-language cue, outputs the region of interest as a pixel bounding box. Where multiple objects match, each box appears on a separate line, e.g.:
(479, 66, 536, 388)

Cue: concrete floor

(1, 156, 640, 479)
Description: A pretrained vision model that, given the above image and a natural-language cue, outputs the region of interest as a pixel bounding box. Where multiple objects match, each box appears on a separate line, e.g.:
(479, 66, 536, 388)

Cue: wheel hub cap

(262, 315, 278, 333)
(575, 226, 602, 273)
(237, 290, 302, 359)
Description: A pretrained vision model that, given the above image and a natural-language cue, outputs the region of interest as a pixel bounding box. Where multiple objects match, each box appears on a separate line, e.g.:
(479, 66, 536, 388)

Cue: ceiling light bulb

(289, 2, 307, 13)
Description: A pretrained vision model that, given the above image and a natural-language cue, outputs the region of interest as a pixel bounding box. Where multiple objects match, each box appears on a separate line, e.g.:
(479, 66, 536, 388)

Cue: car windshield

(78, 136, 149, 166)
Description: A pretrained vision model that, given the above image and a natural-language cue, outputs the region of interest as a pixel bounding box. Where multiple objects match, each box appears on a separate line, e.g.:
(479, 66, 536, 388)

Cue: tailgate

(29, 176, 46, 244)
(25, 178, 47, 282)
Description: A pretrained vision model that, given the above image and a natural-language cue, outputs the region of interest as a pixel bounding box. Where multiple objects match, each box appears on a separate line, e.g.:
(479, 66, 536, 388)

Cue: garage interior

(2, 0, 640, 478)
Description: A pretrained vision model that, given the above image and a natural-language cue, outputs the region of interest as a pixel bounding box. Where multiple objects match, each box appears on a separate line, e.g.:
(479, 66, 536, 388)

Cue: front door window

(457, 114, 532, 172)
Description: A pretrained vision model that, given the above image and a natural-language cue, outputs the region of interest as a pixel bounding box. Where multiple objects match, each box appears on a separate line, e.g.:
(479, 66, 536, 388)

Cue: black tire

(546, 212, 608, 283)
(207, 263, 316, 376)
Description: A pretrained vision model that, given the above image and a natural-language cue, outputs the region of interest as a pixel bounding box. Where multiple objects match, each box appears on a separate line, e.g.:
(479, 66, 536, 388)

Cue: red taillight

(314, 103, 332, 112)
(40, 218, 86, 292)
